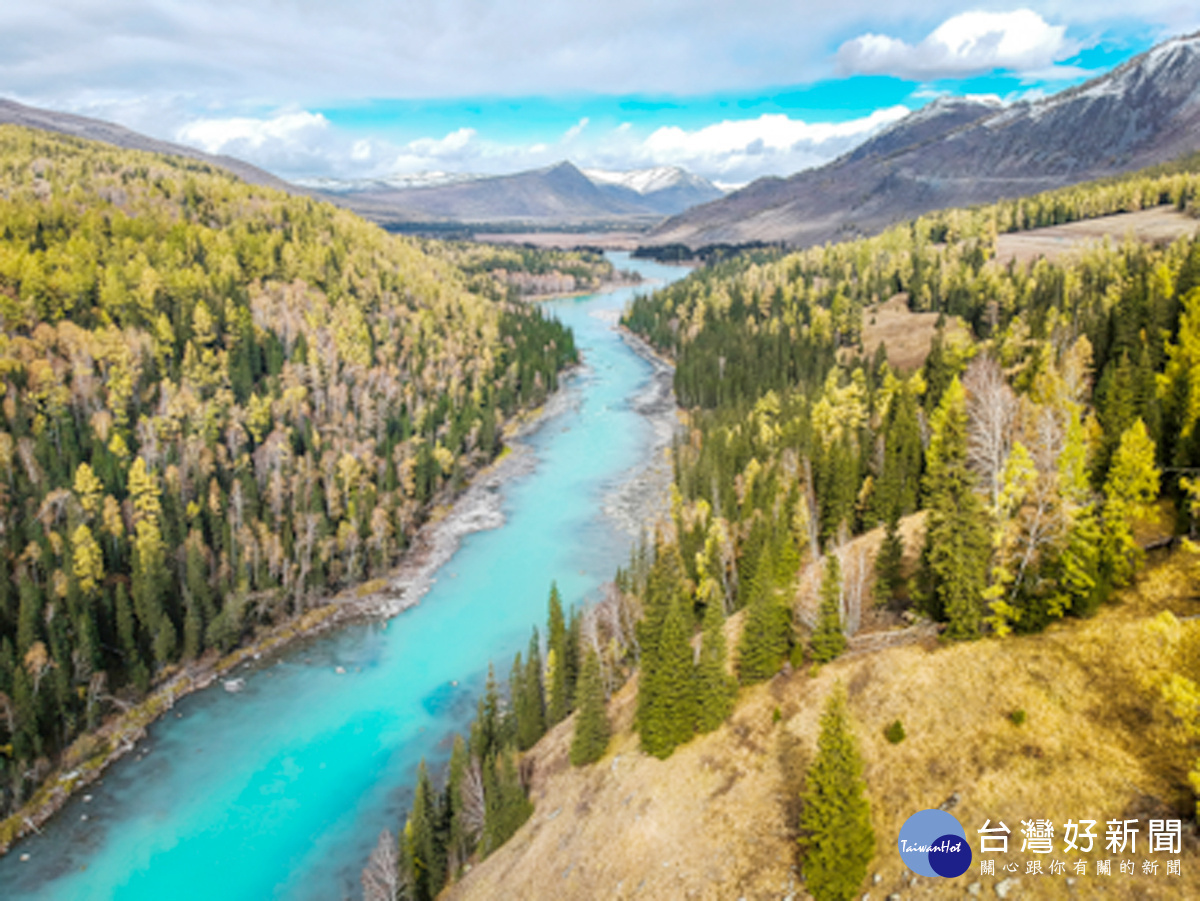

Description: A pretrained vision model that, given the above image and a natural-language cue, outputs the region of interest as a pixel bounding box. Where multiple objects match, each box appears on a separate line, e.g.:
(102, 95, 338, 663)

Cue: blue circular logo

(898, 809, 972, 878)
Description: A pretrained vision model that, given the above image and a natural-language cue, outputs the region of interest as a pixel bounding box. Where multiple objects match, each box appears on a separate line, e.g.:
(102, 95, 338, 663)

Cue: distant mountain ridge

(0, 98, 722, 227)
(646, 31, 1200, 249)
(0, 97, 296, 194)
(315, 162, 724, 224)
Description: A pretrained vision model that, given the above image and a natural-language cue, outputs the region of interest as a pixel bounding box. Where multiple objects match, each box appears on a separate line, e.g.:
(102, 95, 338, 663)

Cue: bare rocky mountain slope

(647, 32, 1200, 250)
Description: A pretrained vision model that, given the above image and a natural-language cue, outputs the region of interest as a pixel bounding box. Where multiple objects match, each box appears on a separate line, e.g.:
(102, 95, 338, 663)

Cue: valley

(0, 254, 688, 899)
(4, 17, 1200, 901)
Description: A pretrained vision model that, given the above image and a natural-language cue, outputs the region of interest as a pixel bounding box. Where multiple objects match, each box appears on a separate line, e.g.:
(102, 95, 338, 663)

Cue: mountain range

(4, 30, 1200, 241)
(306, 162, 724, 224)
(647, 31, 1200, 249)
(0, 96, 723, 227)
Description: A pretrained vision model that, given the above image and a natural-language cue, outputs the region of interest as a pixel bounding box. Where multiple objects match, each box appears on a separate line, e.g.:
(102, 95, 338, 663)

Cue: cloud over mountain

(837, 9, 1073, 79)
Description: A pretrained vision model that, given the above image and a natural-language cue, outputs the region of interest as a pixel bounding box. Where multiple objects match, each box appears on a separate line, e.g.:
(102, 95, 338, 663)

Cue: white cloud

(378, 107, 914, 185)
(177, 110, 330, 153)
(8, 2, 1192, 184)
(562, 117, 589, 142)
(405, 127, 477, 156)
(630, 107, 910, 181)
(171, 109, 354, 175)
(186, 103, 912, 184)
(837, 9, 1073, 78)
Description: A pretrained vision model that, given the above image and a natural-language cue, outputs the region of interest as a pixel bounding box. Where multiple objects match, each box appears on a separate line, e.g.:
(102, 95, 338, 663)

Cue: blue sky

(1, 3, 1195, 186)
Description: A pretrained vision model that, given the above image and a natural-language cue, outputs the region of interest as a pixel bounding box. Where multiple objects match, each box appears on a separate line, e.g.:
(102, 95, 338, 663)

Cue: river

(0, 253, 686, 900)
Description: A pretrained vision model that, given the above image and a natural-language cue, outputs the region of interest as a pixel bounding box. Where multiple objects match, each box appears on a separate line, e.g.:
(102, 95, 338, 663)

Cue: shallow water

(0, 253, 685, 900)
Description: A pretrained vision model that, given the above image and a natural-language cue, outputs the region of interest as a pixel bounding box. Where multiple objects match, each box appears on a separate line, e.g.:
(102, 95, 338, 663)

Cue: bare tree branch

(361, 828, 401, 901)
(965, 355, 1018, 512)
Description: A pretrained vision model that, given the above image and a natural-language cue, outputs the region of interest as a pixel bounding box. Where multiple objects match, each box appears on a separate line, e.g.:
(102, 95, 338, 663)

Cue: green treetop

(918, 378, 991, 640)
(570, 647, 611, 766)
(694, 597, 736, 733)
(810, 554, 847, 663)
(799, 685, 875, 901)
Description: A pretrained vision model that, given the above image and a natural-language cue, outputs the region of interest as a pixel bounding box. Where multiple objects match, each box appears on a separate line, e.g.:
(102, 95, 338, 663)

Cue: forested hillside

(364, 157, 1200, 901)
(420, 240, 622, 297)
(0, 125, 577, 820)
(612, 158, 1200, 894)
(621, 159, 1200, 672)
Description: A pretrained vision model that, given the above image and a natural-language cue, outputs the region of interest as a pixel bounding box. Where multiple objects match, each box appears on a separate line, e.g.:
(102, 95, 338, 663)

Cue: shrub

(884, 719, 906, 744)
(1010, 709, 1027, 726)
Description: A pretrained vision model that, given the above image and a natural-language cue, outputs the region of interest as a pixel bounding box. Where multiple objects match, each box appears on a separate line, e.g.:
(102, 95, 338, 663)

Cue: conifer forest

(0, 126, 577, 819)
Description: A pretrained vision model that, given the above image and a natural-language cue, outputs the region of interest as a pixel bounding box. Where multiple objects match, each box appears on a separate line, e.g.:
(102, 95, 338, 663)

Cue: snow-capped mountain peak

(582, 166, 717, 196)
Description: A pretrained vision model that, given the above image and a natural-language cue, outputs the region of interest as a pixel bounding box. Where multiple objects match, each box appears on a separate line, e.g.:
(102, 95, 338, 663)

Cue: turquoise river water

(0, 253, 685, 900)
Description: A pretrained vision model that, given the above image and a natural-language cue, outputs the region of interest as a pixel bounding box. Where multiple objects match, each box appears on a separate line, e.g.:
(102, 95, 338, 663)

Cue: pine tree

(482, 749, 532, 856)
(799, 685, 875, 901)
(872, 511, 905, 607)
(183, 534, 212, 659)
(694, 597, 736, 733)
(546, 583, 569, 724)
(635, 539, 691, 736)
(115, 583, 148, 693)
(737, 548, 790, 685)
(1047, 507, 1103, 618)
(918, 378, 990, 639)
(406, 759, 441, 901)
(515, 630, 546, 751)
(570, 647, 611, 766)
(565, 605, 581, 709)
(472, 663, 501, 764)
(811, 555, 847, 664)
(444, 734, 471, 875)
(1101, 418, 1161, 588)
(639, 595, 698, 759)
(508, 651, 524, 745)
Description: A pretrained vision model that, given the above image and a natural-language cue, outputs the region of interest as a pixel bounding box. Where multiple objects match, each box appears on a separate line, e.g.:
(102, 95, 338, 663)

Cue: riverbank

(602, 326, 680, 535)
(0, 374, 582, 858)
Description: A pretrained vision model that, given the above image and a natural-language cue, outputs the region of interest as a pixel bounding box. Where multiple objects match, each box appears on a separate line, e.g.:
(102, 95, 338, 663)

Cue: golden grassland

(994, 206, 1200, 266)
(447, 554, 1200, 900)
(851, 294, 971, 373)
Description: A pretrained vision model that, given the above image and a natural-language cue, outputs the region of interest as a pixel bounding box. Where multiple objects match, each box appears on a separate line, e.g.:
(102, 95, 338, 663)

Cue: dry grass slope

(994, 206, 1199, 266)
(853, 296, 969, 373)
(446, 554, 1200, 901)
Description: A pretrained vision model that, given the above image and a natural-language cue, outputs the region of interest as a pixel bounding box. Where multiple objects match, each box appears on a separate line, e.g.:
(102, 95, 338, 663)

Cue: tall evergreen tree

(546, 583, 569, 725)
(405, 759, 441, 901)
(481, 750, 532, 856)
(507, 652, 525, 746)
(810, 554, 847, 663)
(1101, 418, 1161, 588)
(515, 629, 546, 751)
(472, 663, 501, 764)
(565, 605, 582, 708)
(799, 685, 875, 901)
(444, 734, 471, 876)
(694, 596, 736, 733)
(872, 511, 905, 607)
(639, 595, 698, 759)
(918, 378, 990, 639)
(570, 647, 611, 766)
(737, 548, 791, 685)
(635, 540, 690, 733)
